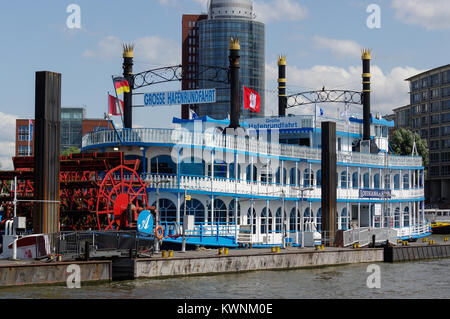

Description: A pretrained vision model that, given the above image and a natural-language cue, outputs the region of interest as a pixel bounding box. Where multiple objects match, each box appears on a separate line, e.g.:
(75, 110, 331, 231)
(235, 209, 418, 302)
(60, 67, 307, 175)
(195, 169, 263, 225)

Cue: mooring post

(34, 71, 61, 234)
(321, 122, 337, 247)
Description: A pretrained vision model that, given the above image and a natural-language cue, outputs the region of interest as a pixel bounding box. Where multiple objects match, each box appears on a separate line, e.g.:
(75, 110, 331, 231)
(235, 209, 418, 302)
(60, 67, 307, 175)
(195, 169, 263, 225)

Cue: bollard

(162, 250, 167, 258)
(444, 237, 448, 242)
(218, 248, 223, 255)
(422, 238, 428, 243)
(224, 248, 229, 255)
(271, 247, 276, 253)
(356, 243, 360, 249)
(321, 244, 325, 251)
(168, 250, 173, 258)
(276, 246, 280, 253)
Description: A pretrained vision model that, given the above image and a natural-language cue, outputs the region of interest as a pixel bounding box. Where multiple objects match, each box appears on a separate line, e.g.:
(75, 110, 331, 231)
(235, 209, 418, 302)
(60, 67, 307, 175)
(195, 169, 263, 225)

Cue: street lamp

(152, 179, 171, 253)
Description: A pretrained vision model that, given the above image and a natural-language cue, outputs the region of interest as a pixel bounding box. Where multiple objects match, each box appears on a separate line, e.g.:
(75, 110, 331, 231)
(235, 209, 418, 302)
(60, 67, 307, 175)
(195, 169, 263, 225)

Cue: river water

(0, 237, 449, 299)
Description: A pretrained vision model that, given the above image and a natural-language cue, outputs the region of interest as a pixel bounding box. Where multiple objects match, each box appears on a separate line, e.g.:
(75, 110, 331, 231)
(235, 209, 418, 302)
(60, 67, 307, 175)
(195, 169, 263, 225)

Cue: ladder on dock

(236, 225, 252, 244)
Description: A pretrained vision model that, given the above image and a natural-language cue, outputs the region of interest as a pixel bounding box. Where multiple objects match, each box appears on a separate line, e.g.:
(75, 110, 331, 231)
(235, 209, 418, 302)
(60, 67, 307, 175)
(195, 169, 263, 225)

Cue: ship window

(316, 208, 322, 232)
(275, 209, 283, 232)
(374, 174, 380, 189)
(394, 208, 400, 228)
(208, 199, 227, 224)
(229, 200, 240, 225)
(289, 167, 297, 185)
(289, 208, 297, 232)
(394, 174, 400, 190)
(246, 165, 257, 182)
(152, 199, 176, 224)
(384, 174, 391, 189)
(316, 170, 322, 186)
(363, 173, 370, 188)
(340, 208, 349, 230)
(229, 163, 241, 180)
(303, 207, 312, 231)
(352, 172, 359, 189)
(304, 168, 315, 187)
(180, 157, 205, 177)
(403, 174, 410, 189)
(404, 207, 410, 227)
(276, 167, 287, 185)
(341, 171, 348, 189)
(247, 207, 256, 234)
(180, 199, 205, 225)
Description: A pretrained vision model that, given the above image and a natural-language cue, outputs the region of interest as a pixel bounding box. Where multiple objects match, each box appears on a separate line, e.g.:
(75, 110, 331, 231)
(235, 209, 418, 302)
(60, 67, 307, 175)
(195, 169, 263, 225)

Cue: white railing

(82, 128, 423, 168)
(395, 223, 431, 238)
(144, 174, 424, 200)
(343, 227, 399, 247)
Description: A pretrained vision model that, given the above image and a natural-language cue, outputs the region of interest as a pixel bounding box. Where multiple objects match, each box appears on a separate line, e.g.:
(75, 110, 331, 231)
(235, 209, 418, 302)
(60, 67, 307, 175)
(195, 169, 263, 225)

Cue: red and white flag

(243, 86, 260, 113)
(108, 94, 124, 116)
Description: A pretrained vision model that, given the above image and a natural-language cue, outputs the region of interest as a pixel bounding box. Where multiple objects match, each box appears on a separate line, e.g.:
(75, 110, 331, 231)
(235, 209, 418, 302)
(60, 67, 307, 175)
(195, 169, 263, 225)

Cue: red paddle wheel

(96, 163, 148, 230)
(0, 152, 150, 231)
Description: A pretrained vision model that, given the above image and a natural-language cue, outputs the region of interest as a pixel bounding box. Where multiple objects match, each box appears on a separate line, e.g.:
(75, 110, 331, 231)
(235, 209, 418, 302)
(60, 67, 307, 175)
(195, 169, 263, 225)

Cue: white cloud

(0, 112, 17, 170)
(391, 0, 450, 30)
(254, 0, 308, 23)
(83, 35, 180, 66)
(265, 61, 424, 117)
(312, 36, 363, 59)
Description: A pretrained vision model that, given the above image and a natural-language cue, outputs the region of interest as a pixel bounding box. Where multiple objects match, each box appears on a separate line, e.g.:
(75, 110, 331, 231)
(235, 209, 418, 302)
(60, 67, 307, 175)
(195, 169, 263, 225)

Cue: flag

(315, 104, 324, 117)
(243, 86, 261, 113)
(190, 108, 198, 119)
(113, 77, 130, 95)
(108, 94, 124, 116)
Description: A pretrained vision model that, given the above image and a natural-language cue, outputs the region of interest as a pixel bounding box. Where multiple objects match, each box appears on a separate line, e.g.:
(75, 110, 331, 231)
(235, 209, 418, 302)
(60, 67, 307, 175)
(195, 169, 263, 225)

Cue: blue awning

(349, 116, 394, 127)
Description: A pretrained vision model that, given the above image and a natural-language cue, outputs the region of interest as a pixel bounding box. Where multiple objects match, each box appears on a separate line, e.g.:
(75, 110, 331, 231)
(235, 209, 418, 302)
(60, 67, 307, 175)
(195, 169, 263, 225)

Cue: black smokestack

(123, 44, 134, 129)
(278, 55, 287, 117)
(229, 37, 241, 129)
(362, 49, 371, 141)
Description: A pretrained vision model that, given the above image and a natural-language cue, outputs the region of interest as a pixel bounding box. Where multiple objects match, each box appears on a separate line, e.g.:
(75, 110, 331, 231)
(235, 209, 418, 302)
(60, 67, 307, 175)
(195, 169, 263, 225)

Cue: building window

(18, 145, 31, 156)
(430, 153, 440, 163)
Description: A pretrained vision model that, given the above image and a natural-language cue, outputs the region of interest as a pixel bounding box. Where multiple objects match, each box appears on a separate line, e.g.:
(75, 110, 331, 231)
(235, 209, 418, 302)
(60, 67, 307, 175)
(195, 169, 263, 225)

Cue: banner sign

(144, 89, 216, 107)
(359, 189, 391, 199)
(137, 210, 154, 235)
(245, 116, 314, 132)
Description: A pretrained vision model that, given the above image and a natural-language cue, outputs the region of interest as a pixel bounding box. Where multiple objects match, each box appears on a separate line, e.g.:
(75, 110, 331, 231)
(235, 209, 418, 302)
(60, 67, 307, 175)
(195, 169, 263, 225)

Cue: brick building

(16, 107, 112, 156)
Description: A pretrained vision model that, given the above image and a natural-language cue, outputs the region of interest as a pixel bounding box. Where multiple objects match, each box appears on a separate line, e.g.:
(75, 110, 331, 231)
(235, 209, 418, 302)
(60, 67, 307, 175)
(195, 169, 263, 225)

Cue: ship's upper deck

(82, 114, 421, 169)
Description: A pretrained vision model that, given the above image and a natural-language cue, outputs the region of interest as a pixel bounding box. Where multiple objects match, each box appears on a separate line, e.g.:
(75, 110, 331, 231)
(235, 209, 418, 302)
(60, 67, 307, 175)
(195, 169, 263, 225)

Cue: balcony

(82, 128, 423, 169)
(144, 174, 424, 201)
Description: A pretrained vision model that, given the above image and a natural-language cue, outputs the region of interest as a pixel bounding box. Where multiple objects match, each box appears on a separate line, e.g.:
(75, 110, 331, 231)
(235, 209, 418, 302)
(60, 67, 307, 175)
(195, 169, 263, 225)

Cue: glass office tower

(197, 0, 265, 120)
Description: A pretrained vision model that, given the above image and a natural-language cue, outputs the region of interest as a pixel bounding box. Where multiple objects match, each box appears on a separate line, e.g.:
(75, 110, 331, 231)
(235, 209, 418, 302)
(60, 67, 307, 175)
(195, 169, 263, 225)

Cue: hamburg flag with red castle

(243, 86, 260, 113)
(108, 94, 124, 116)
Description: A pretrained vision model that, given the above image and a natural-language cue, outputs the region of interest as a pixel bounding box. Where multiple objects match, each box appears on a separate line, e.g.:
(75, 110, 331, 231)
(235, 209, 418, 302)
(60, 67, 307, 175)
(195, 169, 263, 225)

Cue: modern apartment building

(393, 64, 450, 205)
(181, 0, 265, 120)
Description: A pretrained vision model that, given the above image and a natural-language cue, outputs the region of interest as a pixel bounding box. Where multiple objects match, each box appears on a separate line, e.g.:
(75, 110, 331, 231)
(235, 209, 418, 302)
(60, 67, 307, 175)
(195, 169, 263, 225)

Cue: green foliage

(390, 128, 428, 167)
(61, 146, 81, 156)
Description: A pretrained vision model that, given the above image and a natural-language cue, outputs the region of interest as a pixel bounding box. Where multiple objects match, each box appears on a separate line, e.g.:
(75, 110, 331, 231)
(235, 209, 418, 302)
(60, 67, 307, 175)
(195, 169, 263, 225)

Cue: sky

(0, 0, 449, 169)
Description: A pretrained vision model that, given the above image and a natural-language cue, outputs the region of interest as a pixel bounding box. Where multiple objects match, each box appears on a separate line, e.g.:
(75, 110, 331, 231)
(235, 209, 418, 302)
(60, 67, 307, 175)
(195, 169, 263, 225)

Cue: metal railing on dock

(34, 231, 155, 261)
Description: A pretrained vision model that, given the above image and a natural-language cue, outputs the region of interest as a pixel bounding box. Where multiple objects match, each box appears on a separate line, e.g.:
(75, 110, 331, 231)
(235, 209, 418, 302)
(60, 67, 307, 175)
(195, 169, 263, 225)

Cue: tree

(61, 146, 81, 156)
(389, 128, 428, 168)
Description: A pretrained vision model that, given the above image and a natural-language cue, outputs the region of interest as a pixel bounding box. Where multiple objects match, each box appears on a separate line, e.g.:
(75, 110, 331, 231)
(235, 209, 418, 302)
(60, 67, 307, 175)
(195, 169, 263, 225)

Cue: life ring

(155, 225, 164, 240)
